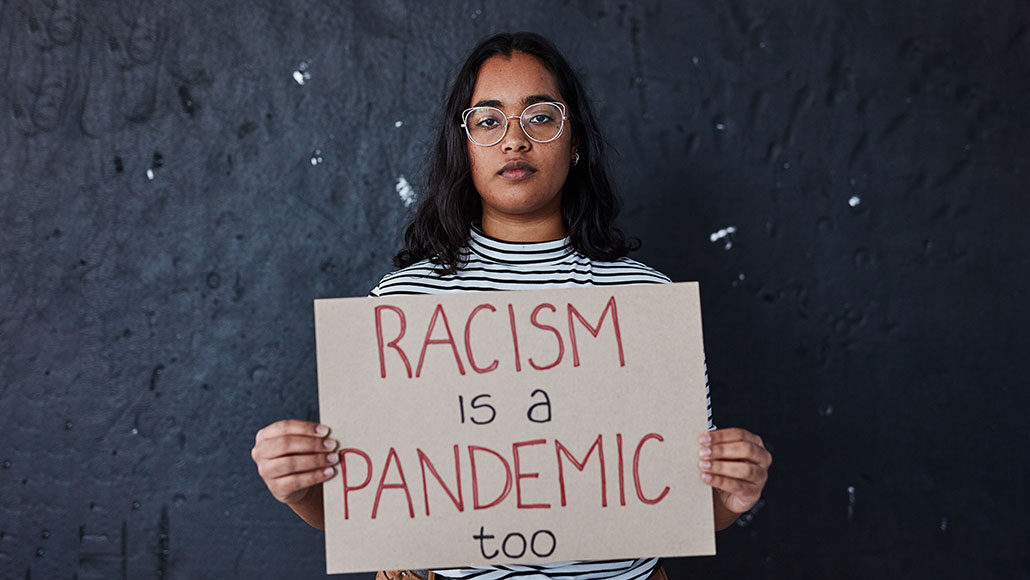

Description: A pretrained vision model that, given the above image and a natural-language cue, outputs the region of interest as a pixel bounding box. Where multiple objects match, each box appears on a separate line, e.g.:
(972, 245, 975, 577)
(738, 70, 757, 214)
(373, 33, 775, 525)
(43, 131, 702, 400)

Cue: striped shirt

(370, 224, 714, 580)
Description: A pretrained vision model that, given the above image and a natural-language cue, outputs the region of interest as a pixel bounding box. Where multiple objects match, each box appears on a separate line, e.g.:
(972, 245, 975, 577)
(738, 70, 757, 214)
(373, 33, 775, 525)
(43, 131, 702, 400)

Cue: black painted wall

(2, 1, 1028, 578)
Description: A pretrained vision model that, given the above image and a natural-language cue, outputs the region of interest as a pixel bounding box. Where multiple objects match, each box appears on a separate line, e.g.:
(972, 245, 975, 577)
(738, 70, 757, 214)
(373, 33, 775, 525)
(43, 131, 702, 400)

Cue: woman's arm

(287, 484, 326, 530)
(713, 490, 741, 531)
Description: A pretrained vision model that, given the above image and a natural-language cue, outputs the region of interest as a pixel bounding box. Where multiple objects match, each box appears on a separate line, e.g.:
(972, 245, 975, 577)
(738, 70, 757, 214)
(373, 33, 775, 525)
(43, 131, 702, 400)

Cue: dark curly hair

(394, 31, 639, 273)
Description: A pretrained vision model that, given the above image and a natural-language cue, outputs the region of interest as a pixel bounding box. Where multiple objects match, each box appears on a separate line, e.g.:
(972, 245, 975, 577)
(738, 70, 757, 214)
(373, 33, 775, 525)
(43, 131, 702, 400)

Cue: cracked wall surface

(2, 0, 1028, 578)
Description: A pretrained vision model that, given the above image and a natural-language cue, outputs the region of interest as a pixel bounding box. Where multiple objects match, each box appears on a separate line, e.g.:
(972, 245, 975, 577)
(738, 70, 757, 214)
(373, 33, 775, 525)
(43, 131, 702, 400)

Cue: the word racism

(374, 297, 626, 379)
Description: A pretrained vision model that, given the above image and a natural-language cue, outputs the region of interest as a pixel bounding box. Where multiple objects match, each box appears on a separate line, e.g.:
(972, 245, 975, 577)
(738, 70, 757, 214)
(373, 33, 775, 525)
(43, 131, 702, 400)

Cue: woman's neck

(480, 209, 566, 243)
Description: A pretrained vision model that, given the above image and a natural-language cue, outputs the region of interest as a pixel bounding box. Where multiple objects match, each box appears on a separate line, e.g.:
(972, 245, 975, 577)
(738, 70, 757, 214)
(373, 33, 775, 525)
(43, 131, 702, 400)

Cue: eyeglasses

(460, 101, 568, 147)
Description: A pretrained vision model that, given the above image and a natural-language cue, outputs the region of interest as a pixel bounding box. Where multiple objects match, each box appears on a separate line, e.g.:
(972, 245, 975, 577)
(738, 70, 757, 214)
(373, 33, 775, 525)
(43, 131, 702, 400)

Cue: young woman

(251, 32, 772, 580)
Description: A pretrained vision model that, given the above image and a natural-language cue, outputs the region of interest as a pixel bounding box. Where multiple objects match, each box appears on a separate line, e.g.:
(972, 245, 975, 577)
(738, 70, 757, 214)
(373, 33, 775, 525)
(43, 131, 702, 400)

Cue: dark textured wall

(2, 0, 1028, 578)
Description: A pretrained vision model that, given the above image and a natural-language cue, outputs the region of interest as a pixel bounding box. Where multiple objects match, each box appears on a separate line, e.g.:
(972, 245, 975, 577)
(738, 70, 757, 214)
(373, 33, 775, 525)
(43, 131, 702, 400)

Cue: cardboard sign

(314, 282, 715, 574)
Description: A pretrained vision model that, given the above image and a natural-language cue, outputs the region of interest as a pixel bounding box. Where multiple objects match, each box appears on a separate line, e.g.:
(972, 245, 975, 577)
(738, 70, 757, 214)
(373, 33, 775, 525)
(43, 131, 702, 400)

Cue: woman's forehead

(470, 52, 562, 109)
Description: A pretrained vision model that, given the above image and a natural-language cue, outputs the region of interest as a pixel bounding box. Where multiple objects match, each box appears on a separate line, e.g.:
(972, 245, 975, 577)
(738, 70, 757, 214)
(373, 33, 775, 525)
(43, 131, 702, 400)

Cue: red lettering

(464, 304, 499, 373)
(469, 445, 513, 510)
(555, 435, 607, 507)
(567, 296, 625, 367)
(508, 304, 522, 372)
(416, 304, 466, 377)
(375, 305, 411, 379)
(512, 439, 551, 509)
(340, 448, 373, 520)
(371, 447, 415, 519)
(633, 433, 670, 505)
(417, 446, 464, 516)
(616, 433, 627, 506)
(529, 303, 564, 371)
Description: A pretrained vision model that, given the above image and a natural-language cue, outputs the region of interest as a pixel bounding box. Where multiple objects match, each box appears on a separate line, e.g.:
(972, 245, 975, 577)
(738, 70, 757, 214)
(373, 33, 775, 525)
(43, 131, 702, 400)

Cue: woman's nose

(500, 115, 530, 151)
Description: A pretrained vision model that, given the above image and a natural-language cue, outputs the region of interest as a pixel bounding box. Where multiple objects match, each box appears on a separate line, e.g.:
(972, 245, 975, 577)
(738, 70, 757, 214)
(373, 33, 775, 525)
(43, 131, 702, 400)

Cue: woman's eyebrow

(471, 94, 559, 108)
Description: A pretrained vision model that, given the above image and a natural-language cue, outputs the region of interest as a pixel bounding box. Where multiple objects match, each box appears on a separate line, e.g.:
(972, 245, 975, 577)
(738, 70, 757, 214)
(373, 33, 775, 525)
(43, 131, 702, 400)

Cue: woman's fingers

(698, 428, 772, 470)
(702, 441, 772, 467)
(701, 471, 758, 494)
(259, 450, 341, 479)
(699, 458, 765, 483)
(255, 419, 329, 444)
(267, 465, 339, 504)
(701, 427, 765, 449)
(252, 435, 338, 461)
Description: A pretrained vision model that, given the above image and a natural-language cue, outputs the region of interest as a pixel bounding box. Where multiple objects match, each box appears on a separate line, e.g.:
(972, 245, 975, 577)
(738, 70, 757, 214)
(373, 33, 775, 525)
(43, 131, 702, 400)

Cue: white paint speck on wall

(849, 195, 861, 207)
(293, 61, 311, 85)
(709, 226, 737, 250)
(396, 175, 415, 207)
(847, 485, 856, 522)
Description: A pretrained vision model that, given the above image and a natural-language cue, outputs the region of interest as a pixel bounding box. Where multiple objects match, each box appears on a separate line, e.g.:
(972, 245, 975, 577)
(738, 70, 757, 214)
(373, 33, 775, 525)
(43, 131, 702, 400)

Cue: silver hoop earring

(571, 151, 580, 167)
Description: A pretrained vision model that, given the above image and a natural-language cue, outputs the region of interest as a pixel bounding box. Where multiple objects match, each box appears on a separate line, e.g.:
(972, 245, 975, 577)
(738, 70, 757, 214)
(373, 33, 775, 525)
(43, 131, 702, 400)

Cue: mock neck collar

(467, 223, 574, 264)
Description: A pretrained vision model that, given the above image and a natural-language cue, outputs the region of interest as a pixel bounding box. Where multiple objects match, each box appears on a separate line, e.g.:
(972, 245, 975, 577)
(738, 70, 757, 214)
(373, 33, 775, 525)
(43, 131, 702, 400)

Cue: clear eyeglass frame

(460, 101, 568, 147)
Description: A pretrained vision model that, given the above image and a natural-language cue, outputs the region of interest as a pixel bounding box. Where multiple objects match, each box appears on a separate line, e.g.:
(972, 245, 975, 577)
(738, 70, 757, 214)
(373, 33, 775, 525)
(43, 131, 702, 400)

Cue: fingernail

(315, 424, 329, 436)
(323, 438, 337, 450)
(699, 461, 711, 470)
(701, 473, 712, 483)
(698, 434, 711, 444)
(327, 453, 340, 464)
(323, 467, 335, 478)
(699, 446, 711, 458)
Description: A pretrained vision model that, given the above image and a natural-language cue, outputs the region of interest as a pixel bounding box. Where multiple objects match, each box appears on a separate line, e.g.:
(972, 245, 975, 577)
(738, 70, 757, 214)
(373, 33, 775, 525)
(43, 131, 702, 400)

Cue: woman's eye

(477, 118, 500, 128)
(528, 114, 553, 124)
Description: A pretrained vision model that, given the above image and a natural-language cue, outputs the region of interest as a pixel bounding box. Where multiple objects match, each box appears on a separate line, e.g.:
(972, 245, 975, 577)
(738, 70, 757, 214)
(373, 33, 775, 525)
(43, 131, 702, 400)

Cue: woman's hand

(697, 427, 772, 520)
(251, 419, 339, 505)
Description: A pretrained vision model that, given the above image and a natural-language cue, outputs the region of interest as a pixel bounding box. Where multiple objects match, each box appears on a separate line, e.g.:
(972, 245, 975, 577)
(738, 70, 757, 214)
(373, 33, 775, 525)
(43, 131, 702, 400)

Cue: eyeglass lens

(465, 103, 563, 146)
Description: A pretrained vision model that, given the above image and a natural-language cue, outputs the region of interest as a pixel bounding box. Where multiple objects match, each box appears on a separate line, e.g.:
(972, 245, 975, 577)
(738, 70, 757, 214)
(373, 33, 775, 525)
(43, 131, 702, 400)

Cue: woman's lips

(500, 168, 535, 180)
(499, 160, 537, 181)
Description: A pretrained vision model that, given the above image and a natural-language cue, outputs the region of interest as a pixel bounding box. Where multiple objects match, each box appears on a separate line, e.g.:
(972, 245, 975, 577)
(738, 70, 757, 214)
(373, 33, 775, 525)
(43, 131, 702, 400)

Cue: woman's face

(466, 52, 577, 233)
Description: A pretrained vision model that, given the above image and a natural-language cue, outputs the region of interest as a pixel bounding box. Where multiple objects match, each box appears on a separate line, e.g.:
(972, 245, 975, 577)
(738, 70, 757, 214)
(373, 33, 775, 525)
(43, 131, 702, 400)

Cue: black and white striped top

(371, 225, 673, 295)
(370, 225, 714, 580)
